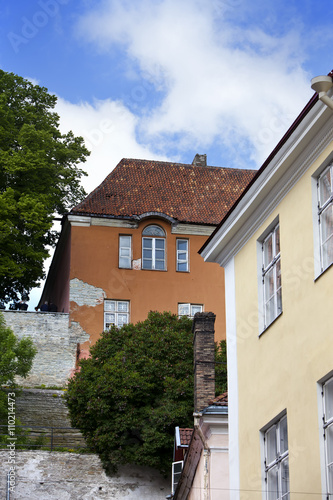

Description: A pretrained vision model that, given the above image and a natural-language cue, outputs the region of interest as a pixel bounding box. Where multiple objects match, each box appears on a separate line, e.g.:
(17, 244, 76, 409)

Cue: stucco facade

(40, 157, 255, 356)
(201, 77, 333, 499)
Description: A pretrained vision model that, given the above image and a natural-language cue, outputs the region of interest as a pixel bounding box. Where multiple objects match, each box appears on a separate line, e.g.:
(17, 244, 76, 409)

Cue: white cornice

(202, 102, 333, 266)
(171, 224, 216, 236)
(67, 215, 138, 228)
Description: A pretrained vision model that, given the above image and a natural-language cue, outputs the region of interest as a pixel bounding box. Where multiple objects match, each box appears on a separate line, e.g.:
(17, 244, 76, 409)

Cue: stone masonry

(3, 311, 89, 387)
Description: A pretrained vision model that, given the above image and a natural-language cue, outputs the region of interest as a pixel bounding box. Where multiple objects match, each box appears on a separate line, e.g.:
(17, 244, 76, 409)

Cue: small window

(318, 163, 333, 272)
(262, 223, 282, 329)
(172, 460, 183, 494)
(104, 300, 129, 329)
(264, 415, 289, 500)
(142, 225, 166, 270)
(119, 235, 132, 268)
(177, 239, 189, 272)
(178, 303, 203, 318)
(323, 377, 333, 496)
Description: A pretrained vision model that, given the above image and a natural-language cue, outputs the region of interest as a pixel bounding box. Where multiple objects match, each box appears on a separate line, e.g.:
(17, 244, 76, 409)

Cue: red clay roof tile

(71, 158, 256, 225)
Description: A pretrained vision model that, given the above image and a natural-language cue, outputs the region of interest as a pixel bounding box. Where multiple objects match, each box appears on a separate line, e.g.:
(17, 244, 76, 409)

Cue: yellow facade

(201, 86, 333, 499)
(235, 144, 333, 498)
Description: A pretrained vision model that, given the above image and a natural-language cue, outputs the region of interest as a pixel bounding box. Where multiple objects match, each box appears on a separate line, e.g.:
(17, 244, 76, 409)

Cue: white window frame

(176, 239, 189, 272)
(172, 460, 183, 494)
(142, 225, 166, 270)
(317, 163, 333, 273)
(104, 300, 129, 329)
(178, 303, 203, 319)
(322, 377, 333, 497)
(119, 235, 132, 269)
(259, 221, 282, 331)
(263, 414, 289, 500)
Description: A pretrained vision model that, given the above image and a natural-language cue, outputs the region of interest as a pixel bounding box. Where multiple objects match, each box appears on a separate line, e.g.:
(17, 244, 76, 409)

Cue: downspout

(311, 75, 333, 111)
(194, 414, 210, 500)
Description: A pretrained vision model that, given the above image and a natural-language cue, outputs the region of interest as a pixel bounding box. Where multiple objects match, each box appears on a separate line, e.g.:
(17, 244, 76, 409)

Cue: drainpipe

(311, 75, 333, 111)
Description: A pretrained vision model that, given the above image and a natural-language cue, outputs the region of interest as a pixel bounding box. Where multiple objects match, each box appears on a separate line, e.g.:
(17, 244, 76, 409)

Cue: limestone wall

(3, 311, 89, 387)
(0, 451, 171, 499)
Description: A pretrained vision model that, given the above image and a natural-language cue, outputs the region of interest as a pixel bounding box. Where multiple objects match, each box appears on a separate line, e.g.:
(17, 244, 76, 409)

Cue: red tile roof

(179, 428, 194, 446)
(208, 391, 228, 406)
(71, 158, 256, 225)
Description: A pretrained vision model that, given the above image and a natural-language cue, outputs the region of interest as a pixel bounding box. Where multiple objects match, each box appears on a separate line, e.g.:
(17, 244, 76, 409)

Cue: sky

(1, 0, 332, 308)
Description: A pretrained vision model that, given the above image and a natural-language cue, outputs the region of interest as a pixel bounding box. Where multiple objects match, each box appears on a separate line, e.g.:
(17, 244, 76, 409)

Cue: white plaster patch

(69, 278, 106, 307)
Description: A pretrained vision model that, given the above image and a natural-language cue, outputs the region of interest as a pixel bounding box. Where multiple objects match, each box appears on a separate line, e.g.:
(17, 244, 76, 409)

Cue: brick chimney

(193, 312, 216, 413)
(192, 154, 207, 167)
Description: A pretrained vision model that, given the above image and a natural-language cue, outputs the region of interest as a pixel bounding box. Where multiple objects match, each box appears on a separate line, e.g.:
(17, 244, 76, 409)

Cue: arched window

(142, 225, 166, 270)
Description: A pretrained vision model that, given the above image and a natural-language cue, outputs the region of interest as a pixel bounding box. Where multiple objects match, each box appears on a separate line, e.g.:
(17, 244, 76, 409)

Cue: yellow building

(200, 73, 333, 499)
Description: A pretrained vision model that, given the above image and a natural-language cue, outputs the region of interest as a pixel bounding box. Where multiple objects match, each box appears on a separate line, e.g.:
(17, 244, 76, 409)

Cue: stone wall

(0, 451, 171, 499)
(3, 311, 89, 387)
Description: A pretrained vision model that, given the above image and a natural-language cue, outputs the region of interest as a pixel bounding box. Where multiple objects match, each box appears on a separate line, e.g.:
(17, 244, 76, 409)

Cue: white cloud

(55, 97, 167, 192)
(74, 0, 314, 168)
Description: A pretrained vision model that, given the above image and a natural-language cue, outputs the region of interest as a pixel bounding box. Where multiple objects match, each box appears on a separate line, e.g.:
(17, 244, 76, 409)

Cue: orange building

(39, 155, 255, 359)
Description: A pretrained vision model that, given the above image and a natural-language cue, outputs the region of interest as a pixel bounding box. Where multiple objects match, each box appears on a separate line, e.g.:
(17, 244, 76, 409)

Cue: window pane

(155, 260, 165, 270)
(155, 249, 165, 260)
(178, 262, 187, 272)
(142, 225, 165, 236)
(267, 465, 279, 500)
(263, 233, 273, 268)
(143, 238, 152, 248)
(280, 416, 288, 454)
(319, 167, 332, 206)
(105, 313, 115, 324)
(178, 304, 190, 316)
(325, 379, 333, 422)
(177, 240, 188, 251)
(121, 248, 131, 257)
(265, 267, 275, 301)
(191, 305, 203, 316)
(281, 457, 289, 496)
(326, 424, 333, 465)
(328, 463, 333, 494)
(117, 314, 128, 327)
(155, 239, 165, 249)
(266, 425, 277, 465)
(119, 257, 130, 268)
(118, 302, 128, 312)
(143, 248, 152, 259)
(178, 251, 187, 260)
(105, 301, 116, 312)
(143, 259, 152, 269)
(120, 235, 131, 247)
(275, 226, 280, 255)
(321, 205, 333, 269)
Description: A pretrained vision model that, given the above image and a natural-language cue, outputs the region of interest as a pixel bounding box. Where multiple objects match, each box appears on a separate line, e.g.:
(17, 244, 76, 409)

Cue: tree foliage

(0, 312, 37, 421)
(66, 312, 228, 475)
(0, 70, 89, 302)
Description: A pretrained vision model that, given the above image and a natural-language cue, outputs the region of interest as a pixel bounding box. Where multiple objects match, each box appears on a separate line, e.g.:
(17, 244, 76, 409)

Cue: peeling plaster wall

(3, 311, 89, 387)
(0, 451, 171, 499)
(70, 278, 106, 307)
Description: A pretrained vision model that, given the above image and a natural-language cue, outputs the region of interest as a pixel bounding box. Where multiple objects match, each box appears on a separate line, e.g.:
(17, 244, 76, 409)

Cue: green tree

(66, 312, 228, 475)
(66, 312, 194, 475)
(0, 312, 37, 421)
(0, 70, 89, 302)
(215, 340, 227, 396)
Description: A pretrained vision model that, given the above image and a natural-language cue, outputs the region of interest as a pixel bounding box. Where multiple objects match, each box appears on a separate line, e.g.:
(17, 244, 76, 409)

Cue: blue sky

(1, 0, 333, 307)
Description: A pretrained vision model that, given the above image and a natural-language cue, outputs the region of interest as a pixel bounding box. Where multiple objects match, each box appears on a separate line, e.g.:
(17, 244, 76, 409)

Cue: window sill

(314, 261, 333, 282)
(259, 311, 283, 338)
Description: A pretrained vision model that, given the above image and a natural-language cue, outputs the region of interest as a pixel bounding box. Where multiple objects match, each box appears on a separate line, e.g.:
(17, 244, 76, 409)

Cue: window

(142, 225, 166, 270)
(262, 223, 282, 329)
(264, 415, 289, 500)
(172, 461, 183, 494)
(318, 163, 333, 271)
(119, 235, 132, 268)
(178, 303, 203, 318)
(104, 300, 129, 329)
(177, 239, 189, 272)
(323, 377, 333, 496)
